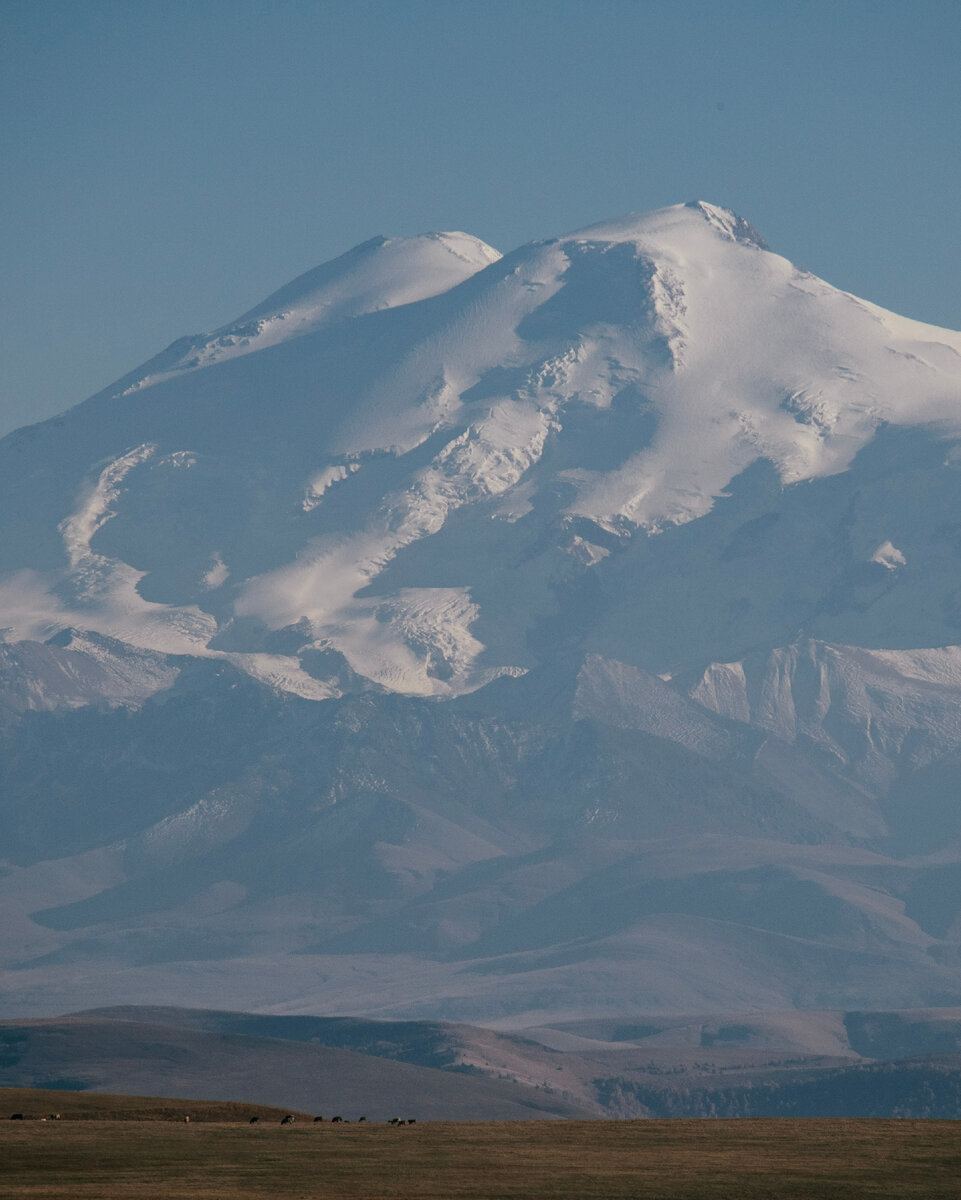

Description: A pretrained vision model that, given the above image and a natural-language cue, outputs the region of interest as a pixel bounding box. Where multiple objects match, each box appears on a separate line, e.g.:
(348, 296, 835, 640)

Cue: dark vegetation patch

(594, 1058, 961, 1119)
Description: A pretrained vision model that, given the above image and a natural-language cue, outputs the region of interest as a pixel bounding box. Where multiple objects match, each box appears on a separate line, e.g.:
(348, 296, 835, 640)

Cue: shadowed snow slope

(2, 202, 961, 1022)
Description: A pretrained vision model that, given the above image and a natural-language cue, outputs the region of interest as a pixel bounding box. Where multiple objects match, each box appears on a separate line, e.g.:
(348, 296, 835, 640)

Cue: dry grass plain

(2, 1112, 961, 1199)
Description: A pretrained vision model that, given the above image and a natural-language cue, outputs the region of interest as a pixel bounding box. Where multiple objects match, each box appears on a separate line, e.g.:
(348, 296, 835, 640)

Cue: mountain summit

(2, 204, 961, 1023)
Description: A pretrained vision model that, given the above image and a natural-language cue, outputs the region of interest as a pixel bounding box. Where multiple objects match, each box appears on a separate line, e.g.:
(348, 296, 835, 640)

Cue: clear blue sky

(2, 0, 960, 434)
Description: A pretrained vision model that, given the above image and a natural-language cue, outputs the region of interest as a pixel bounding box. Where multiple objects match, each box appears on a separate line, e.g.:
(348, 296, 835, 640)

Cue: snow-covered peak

(239, 230, 502, 326)
(567, 199, 769, 250)
(115, 230, 501, 395)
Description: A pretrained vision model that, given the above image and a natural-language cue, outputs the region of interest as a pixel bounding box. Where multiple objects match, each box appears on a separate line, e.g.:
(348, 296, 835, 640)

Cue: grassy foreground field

(1, 1111, 960, 1199)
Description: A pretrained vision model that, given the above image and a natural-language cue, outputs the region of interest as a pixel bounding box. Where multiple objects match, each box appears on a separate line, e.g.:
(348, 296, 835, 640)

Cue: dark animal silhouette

(280, 1114, 295, 1125)
(313, 1115, 324, 1122)
(249, 1116, 259, 1124)
(331, 1115, 343, 1123)
(9, 1114, 23, 1120)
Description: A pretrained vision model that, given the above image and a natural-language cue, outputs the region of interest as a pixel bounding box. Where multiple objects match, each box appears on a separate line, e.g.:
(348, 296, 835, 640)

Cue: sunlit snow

(2, 201, 961, 699)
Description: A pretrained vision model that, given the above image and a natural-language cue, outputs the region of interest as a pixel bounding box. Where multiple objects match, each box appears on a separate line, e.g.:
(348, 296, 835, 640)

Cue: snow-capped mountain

(3, 202, 961, 1023)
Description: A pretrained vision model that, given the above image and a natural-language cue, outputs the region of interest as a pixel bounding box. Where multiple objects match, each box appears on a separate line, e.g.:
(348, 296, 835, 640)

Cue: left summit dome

(114, 230, 503, 397)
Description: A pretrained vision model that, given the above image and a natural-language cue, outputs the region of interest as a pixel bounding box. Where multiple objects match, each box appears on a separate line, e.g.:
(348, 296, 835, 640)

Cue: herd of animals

(254, 1115, 417, 1126)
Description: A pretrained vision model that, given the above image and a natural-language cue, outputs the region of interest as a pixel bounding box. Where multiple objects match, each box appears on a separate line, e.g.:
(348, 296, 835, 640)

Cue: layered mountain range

(3, 201, 961, 1023)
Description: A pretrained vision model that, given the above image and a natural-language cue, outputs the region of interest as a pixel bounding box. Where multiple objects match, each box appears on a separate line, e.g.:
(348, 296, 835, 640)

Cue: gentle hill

(0, 1015, 590, 1121)
(0, 1085, 309, 1122)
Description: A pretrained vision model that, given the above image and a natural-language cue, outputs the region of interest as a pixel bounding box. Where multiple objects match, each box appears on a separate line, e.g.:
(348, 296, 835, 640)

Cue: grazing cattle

(358, 1115, 367, 1122)
(9, 1114, 23, 1120)
(249, 1117, 259, 1124)
(183, 1115, 191, 1123)
(280, 1114, 295, 1125)
(50, 1114, 61, 1120)
(313, 1116, 324, 1122)
(331, 1115, 343, 1123)
(407, 1119, 416, 1124)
